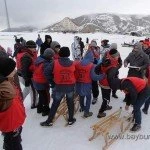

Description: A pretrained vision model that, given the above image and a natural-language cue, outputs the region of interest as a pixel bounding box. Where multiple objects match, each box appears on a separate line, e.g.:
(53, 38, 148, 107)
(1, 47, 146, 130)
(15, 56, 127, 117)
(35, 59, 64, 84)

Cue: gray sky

(0, 0, 150, 30)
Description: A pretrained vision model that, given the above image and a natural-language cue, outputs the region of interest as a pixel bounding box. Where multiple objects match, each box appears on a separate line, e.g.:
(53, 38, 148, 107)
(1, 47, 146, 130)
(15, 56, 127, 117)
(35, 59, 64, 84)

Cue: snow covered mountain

(1, 26, 38, 32)
(43, 13, 150, 35)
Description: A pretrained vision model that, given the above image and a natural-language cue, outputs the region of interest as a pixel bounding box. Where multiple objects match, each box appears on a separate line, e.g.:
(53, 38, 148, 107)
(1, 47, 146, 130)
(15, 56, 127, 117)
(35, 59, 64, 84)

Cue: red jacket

(76, 62, 93, 83)
(0, 86, 26, 132)
(53, 60, 76, 84)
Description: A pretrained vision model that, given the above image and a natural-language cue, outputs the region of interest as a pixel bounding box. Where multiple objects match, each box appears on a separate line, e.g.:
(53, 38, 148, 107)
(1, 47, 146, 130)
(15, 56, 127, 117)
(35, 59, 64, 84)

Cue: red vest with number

(53, 60, 76, 84)
(122, 77, 146, 93)
(76, 62, 93, 83)
(0, 86, 26, 132)
(32, 62, 47, 83)
(99, 52, 119, 87)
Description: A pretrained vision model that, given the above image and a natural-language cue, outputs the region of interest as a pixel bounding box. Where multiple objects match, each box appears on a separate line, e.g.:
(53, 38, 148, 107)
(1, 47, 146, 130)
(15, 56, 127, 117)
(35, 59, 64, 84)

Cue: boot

(97, 112, 106, 118)
(84, 112, 93, 118)
(112, 93, 118, 99)
(68, 118, 76, 125)
(92, 98, 98, 105)
(130, 124, 141, 132)
(40, 121, 53, 127)
(105, 105, 112, 111)
(142, 108, 148, 115)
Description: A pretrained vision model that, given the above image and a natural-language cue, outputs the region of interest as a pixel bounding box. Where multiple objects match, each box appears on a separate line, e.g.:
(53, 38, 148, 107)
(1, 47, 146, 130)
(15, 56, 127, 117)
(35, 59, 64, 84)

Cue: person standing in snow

(32, 48, 55, 116)
(36, 34, 43, 52)
(40, 35, 52, 55)
(100, 39, 110, 60)
(97, 49, 121, 118)
(87, 40, 101, 105)
(79, 38, 85, 58)
(16, 40, 38, 109)
(40, 47, 76, 126)
(0, 57, 26, 150)
(20, 37, 26, 47)
(71, 36, 82, 60)
(75, 50, 105, 118)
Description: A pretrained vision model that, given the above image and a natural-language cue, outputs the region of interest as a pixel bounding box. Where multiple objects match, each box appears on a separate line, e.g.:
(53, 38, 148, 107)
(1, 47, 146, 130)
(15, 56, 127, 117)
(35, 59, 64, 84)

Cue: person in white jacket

(71, 36, 82, 60)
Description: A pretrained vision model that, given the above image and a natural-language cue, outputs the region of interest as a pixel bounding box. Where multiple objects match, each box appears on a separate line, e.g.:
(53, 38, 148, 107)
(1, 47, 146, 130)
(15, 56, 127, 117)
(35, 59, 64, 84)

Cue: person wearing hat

(40, 35, 52, 55)
(97, 49, 121, 118)
(16, 40, 38, 109)
(75, 51, 105, 118)
(40, 47, 76, 126)
(108, 44, 122, 99)
(50, 41, 61, 59)
(100, 39, 110, 59)
(124, 42, 149, 78)
(87, 40, 101, 105)
(0, 57, 26, 150)
(32, 48, 55, 116)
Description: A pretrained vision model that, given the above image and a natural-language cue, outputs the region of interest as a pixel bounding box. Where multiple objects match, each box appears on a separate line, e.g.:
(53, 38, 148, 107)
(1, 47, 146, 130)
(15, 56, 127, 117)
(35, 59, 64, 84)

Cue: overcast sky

(1, 0, 150, 30)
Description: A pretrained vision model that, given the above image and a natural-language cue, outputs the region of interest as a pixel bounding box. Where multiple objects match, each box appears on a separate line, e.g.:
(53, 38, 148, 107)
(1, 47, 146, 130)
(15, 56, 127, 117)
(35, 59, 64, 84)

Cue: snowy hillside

(0, 32, 150, 150)
(44, 13, 150, 35)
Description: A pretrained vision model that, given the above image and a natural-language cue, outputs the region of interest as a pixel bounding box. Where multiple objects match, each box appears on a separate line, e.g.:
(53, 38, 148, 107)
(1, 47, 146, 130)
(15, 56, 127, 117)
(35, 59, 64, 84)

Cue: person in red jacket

(16, 40, 38, 109)
(0, 57, 26, 150)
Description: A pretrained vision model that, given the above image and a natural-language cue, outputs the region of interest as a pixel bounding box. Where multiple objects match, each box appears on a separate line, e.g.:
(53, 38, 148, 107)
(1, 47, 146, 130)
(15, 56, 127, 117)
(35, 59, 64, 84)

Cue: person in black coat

(40, 35, 52, 55)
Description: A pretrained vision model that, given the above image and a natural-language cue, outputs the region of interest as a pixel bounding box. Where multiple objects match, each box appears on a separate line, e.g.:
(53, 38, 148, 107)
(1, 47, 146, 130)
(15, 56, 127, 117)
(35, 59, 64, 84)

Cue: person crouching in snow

(112, 77, 150, 132)
(0, 57, 26, 150)
(97, 49, 121, 118)
(75, 51, 105, 118)
(32, 48, 55, 116)
(40, 47, 76, 126)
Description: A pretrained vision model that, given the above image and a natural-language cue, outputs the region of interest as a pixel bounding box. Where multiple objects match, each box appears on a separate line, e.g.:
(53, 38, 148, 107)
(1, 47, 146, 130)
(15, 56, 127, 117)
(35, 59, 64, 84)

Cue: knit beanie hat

(109, 49, 119, 57)
(26, 40, 36, 48)
(59, 47, 70, 57)
(43, 48, 55, 58)
(0, 57, 16, 77)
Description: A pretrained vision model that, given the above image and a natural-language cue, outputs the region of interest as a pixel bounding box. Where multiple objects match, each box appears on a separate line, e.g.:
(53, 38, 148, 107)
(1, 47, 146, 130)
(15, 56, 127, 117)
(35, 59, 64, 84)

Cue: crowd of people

(0, 34, 150, 150)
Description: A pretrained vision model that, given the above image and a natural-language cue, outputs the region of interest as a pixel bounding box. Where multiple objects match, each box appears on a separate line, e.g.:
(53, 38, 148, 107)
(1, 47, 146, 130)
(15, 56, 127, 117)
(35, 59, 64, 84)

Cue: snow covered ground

(0, 32, 150, 150)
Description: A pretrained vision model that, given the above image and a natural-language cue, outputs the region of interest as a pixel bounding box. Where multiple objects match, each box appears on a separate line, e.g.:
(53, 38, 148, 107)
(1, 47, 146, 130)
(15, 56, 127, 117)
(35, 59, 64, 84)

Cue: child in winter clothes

(0, 57, 26, 150)
(40, 47, 76, 126)
(75, 51, 105, 117)
(32, 48, 55, 116)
